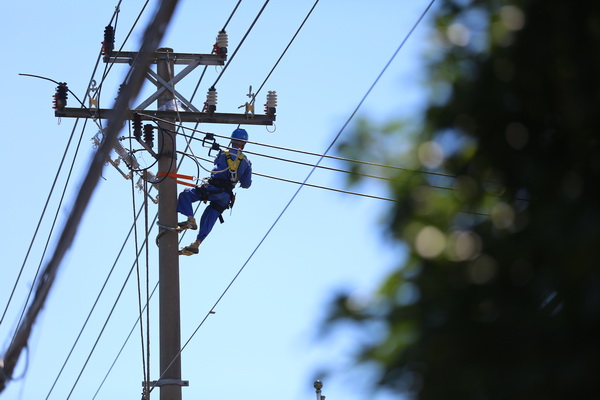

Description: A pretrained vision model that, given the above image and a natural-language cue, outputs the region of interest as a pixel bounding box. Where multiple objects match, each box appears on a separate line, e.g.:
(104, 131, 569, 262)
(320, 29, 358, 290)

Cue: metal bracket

(143, 379, 189, 387)
(137, 64, 202, 111)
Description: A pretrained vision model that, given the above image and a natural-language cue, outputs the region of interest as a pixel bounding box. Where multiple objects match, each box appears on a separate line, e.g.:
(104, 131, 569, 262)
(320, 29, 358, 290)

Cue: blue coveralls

(177, 147, 252, 243)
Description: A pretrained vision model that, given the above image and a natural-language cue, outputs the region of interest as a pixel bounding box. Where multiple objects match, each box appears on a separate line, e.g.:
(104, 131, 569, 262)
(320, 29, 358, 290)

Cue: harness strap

(225, 150, 244, 183)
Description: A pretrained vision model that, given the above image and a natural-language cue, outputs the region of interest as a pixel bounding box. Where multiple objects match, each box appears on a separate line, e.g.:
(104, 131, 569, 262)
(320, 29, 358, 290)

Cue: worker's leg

(197, 191, 230, 242)
(177, 186, 203, 217)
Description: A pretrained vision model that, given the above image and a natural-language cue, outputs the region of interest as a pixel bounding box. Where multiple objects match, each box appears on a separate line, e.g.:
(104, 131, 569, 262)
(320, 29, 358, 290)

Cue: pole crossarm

(55, 108, 276, 125)
(104, 50, 226, 66)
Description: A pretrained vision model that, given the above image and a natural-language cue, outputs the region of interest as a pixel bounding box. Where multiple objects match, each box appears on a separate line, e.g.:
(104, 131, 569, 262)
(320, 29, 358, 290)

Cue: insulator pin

(204, 86, 217, 113)
(143, 124, 155, 148)
(214, 30, 228, 55)
(265, 90, 277, 115)
(53, 82, 68, 111)
(102, 25, 115, 56)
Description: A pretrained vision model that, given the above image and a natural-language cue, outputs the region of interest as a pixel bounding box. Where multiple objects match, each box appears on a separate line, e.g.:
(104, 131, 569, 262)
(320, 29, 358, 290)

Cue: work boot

(178, 217, 197, 230)
(179, 241, 200, 256)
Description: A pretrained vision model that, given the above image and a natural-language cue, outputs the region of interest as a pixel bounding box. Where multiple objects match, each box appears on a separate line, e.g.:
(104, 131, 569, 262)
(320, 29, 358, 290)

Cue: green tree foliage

(328, 1, 600, 398)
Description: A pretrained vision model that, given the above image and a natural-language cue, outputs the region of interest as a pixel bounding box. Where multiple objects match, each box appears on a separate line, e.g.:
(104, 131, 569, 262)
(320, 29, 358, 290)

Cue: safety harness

(225, 150, 245, 184)
(202, 149, 245, 223)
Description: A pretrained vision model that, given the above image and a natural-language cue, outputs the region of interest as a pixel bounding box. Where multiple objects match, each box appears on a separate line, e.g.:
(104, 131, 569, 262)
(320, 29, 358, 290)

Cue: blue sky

(0, 1, 435, 399)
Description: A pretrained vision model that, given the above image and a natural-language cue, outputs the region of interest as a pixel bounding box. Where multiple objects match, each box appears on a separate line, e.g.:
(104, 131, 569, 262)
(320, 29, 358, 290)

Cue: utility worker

(177, 128, 252, 255)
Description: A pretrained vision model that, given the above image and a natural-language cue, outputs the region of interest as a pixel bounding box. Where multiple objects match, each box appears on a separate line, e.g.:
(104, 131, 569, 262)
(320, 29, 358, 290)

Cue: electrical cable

(149, 1, 438, 390)
(254, 171, 396, 202)
(42, 200, 150, 400)
(0, 0, 180, 392)
(4, 1, 134, 390)
(8, 119, 90, 351)
(95, 0, 152, 108)
(147, 117, 456, 179)
(91, 280, 159, 400)
(189, 0, 244, 129)
(87, 2, 251, 389)
(211, 0, 270, 88)
(143, 179, 152, 400)
(240, 148, 395, 182)
(251, 0, 320, 102)
(178, 151, 493, 210)
(94, 1, 124, 127)
(0, 118, 84, 329)
(130, 167, 148, 399)
(64, 234, 154, 400)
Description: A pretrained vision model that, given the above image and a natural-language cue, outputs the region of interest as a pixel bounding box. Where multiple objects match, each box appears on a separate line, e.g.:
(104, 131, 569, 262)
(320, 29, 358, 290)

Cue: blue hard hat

(231, 128, 248, 142)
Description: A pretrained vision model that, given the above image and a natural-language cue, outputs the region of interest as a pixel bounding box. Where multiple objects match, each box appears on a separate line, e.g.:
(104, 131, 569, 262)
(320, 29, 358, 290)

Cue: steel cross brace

(136, 61, 202, 111)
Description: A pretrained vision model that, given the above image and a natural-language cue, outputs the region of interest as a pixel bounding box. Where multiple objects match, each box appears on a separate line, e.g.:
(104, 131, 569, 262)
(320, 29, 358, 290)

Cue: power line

(189, 0, 243, 102)
(251, 0, 320, 101)
(8, 119, 90, 351)
(149, 118, 457, 179)
(254, 171, 396, 202)
(43, 201, 149, 399)
(0, 119, 82, 328)
(0, 0, 180, 391)
(212, 0, 270, 88)
(150, 0, 438, 387)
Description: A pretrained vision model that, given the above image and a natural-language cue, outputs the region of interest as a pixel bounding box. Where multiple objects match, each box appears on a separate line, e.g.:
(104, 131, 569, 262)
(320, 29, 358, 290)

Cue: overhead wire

(152, 0, 438, 385)
(0, 0, 180, 392)
(4, 1, 153, 393)
(47, 0, 450, 396)
(95, 0, 153, 114)
(189, 0, 243, 101)
(42, 201, 149, 400)
(7, 119, 90, 353)
(3, 4, 123, 385)
(147, 117, 457, 179)
(56, 2, 249, 394)
(59, 2, 249, 396)
(39, 0, 164, 395)
(178, 151, 493, 214)
(0, 118, 84, 329)
(92, 280, 159, 400)
(251, 0, 320, 102)
(211, 0, 270, 88)
(129, 163, 149, 399)
(64, 231, 156, 400)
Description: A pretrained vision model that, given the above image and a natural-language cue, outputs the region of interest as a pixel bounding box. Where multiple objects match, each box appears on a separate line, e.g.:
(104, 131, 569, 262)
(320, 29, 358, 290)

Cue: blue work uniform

(177, 147, 252, 242)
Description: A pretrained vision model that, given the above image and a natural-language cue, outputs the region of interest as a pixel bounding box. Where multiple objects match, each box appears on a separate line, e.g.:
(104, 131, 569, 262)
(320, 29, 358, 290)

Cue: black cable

(0, 118, 82, 329)
(64, 235, 153, 400)
(0, 0, 180, 391)
(222, 0, 243, 31)
(91, 281, 159, 400)
(94, 1, 123, 128)
(130, 167, 148, 398)
(152, 1, 438, 385)
(8, 119, 89, 351)
(148, 117, 456, 179)
(43, 200, 149, 400)
(212, 0, 270, 88)
(252, 0, 320, 102)
(189, 0, 243, 101)
(96, 0, 152, 100)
